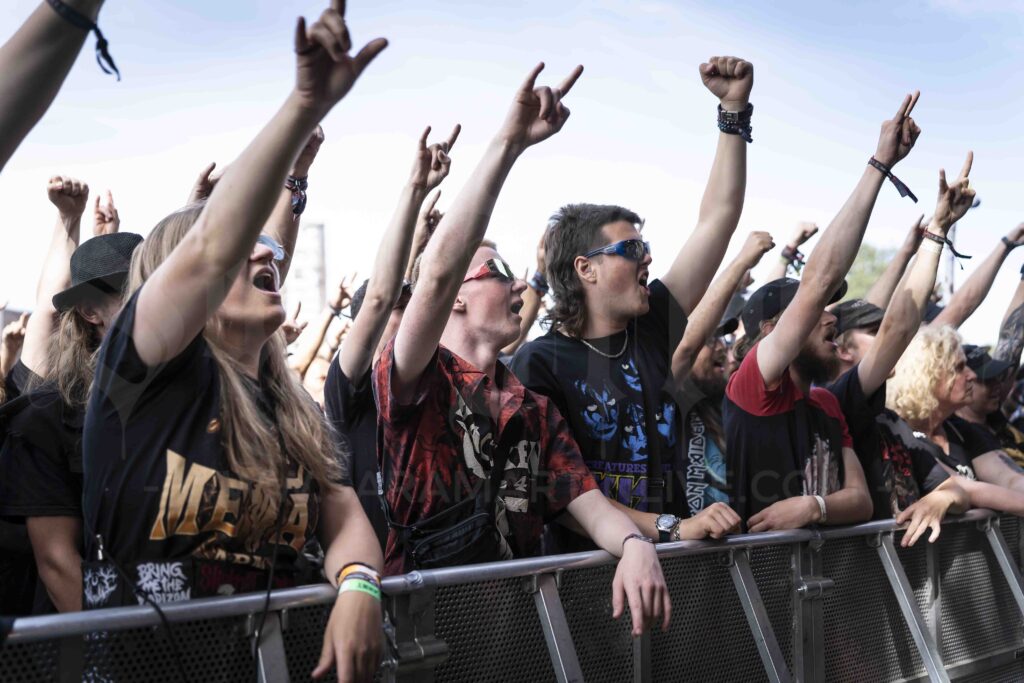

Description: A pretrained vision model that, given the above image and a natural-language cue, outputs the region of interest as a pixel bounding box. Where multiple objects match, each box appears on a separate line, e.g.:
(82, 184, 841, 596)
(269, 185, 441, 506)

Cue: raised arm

(132, 4, 387, 366)
(660, 57, 752, 314)
(859, 153, 975, 396)
(864, 215, 925, 309)
(0, 0, 106, 172)
(392, 63, 582, 397)
(405, 189, 442, 283)
(756, 92, 921, 385)
(765, 222, 817, 283)
(1, 312, 29, 379)
(672, 231, 774, 384)
(265, 126, 324, 285)
(338, 125, 458, 380)
(992, 278, 1024, 368)
(930, 222, 1024, 329)
(20, 176, 90, 376)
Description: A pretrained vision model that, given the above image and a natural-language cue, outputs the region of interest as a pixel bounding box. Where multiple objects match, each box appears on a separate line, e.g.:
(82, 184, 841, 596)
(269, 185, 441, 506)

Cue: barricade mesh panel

(432, 577, 555, 682)
(895, 533, 933, 633)
(999, 515, 1022, 567)
(559, 564, 633, 683)
(81, 614, 255, 682)
(939, 522, 1024, 666)
(822, 534, 927, 681)
(750, 544, 795, 671)
(0, 640, 58, 683)
(647, 551, 771, 682)
(959, 657, 1024, 683)
(281, 603, 335, 682)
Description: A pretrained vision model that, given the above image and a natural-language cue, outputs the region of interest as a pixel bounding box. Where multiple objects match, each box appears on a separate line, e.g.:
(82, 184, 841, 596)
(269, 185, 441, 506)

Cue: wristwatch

(655, 514, 681, 543)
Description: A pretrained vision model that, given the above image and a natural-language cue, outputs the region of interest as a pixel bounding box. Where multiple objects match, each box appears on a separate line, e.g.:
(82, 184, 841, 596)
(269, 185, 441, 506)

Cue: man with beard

(724, 91, 924, 532)
(824, 153, 978, 541)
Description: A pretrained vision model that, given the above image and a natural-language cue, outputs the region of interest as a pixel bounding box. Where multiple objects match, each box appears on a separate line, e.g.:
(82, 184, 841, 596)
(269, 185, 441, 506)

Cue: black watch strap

(658, 527, 671, 543)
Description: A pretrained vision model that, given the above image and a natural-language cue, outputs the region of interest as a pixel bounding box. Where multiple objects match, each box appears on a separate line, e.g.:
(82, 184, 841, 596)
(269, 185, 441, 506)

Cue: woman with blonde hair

(886, 325, 1024, 515)
(81, 3, 388, 680)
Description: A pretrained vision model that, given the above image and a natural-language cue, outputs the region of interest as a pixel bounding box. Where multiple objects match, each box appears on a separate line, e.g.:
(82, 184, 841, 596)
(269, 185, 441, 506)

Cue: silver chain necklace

(577, 329, 629, 359)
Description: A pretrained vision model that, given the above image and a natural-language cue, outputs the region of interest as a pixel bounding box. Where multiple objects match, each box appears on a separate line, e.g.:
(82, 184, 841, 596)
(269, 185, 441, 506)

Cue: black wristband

(717, 103, 753, 143)
(285, 175, 308, 215)
(868, 157, 917, 203)
(920, 228, 972, 268)
(45, 0, 120, 80)
(1002, 236, 1024, 251)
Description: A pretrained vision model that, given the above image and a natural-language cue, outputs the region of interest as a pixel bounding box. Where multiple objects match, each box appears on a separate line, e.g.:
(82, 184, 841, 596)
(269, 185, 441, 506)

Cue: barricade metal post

(926, 539, 941, 650)
(632, 631, 651, 683)
(381, 586, 448, 683)
(727, 549, 792, 683)
(793, 538, 826, 682)
(524, 572, 585, 683)
(251, 611, 290, 683)
(873, 533, 949, 683)
(981, 518, 1024, 621)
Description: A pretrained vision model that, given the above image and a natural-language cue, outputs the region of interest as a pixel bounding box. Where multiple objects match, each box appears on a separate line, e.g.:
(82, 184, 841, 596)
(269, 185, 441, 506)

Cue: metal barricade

(3, 510, 1024, 682)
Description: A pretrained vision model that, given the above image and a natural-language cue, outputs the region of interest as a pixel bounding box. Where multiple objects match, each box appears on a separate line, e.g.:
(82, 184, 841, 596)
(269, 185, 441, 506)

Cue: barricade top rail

(4, 508, 998, 644)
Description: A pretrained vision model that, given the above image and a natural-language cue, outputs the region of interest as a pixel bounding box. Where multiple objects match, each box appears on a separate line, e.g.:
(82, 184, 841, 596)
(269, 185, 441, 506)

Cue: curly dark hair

(542, 203, 643, 336)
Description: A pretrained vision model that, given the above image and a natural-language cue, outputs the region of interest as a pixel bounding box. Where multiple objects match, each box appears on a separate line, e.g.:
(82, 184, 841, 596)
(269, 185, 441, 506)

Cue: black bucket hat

(742, 277, 848, 335)
(52, 233, 144, 312)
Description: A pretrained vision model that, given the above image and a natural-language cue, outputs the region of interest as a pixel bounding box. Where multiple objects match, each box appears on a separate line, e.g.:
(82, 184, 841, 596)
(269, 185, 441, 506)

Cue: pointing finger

(959, 150, 974, 179)
(418, 125, 431, 149)
(938, 168, 948, 194)
(520, 62, 545, 94)
(905, 90, 921, 117)
(446, 123, 462, 151)
(294, 17, 312, 54)
(557, 64, 584, 96)
(352, 37, 388, 75)
(892, 93, 912, 122)
(332, 0, 346, 16)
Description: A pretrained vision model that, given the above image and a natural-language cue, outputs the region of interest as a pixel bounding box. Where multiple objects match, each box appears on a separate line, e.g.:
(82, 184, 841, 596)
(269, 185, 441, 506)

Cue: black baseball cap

(964, 345, 1013, 382)
(741, 277, 848, 335)
(832, 299, 884, 335)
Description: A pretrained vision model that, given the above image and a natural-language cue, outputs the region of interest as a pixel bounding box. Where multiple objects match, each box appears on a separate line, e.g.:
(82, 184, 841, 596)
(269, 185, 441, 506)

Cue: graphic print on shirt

(83, 565, 119, 608)
(802, 433, 841, 497)
(571, 360, 678, 509)
(147, 450, 313, 569)
(135, 561, 191, 604)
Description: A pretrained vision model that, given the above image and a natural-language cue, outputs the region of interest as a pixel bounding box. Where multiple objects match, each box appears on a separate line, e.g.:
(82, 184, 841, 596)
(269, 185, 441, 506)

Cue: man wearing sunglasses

(510, 56, 755, 547)
(375, 64, 671, 636)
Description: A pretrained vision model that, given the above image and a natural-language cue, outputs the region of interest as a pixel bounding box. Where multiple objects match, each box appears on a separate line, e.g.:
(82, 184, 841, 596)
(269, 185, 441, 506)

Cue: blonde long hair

(36, 308, 103, 408)
(887, 325, 964, 423)
(128, 204, 342, 503)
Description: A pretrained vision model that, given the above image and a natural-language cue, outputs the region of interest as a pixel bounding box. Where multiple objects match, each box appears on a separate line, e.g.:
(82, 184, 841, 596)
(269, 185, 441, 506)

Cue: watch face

(656, 514, 677, 531)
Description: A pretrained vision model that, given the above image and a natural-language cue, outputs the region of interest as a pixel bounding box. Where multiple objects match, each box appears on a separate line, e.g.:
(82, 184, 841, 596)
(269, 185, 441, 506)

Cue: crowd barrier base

(3, 509, 1024, 682)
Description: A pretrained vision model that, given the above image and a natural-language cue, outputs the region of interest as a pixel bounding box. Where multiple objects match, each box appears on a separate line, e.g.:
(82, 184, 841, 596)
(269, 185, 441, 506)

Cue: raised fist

(739, 231, 775, 268)
(497, 62, 584, 152)
(789, 222, 818, 249)
(409, 124, 461, 192)
(293, 125, 326, 177)
(293, 1, 388, 118)
(47, 176, 89, 221)
(699, 56, 753, 111)
(931, 152, 975, 233)
(875, 91, 921, 168)
(93, 190, 120, 236)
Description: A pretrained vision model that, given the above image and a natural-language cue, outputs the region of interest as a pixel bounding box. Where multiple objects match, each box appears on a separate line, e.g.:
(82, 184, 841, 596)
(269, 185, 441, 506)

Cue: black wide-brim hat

(52, 232, 144, 312)
(964, 344, 1014, 382)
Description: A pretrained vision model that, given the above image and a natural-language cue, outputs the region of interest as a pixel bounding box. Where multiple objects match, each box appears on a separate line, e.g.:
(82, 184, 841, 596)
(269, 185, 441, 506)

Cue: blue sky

(2, 0, 1023, 344)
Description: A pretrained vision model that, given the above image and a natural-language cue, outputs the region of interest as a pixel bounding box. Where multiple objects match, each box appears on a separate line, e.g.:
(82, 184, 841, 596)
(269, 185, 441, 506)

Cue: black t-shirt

(323, 361, 387, 549)
(827, 367, 948, 518)
(4, 360, 39, 402)
(0, 388, 84, 521)
(676, 379, 729, 515)
(723, 343, 853, 522)
(83, 291, 345, 606)
(925, 414, 1002, 478)
(510, 279, 688, 515)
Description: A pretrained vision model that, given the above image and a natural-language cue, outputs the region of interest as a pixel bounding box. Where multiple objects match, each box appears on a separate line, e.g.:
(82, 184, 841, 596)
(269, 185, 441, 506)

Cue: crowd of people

(4, 0, 1024, 680)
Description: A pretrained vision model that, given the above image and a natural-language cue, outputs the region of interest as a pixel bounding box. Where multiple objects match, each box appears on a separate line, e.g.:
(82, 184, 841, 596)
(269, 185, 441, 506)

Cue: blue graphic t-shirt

(511, 280, 688, 515)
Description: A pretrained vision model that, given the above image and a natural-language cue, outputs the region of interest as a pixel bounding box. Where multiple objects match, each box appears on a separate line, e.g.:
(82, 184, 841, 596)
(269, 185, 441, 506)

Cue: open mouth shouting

(252, 266, 281, 297)
(638, 269, 650, 295)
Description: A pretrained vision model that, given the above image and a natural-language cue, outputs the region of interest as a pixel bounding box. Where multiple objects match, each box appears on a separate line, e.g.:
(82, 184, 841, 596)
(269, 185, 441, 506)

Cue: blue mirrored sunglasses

(257, 234, 286, 262)
(583, 239, 651, 261)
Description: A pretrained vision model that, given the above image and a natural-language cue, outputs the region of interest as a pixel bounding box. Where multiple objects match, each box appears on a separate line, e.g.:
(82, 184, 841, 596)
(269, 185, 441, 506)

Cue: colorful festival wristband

(339, 578, 382, 601)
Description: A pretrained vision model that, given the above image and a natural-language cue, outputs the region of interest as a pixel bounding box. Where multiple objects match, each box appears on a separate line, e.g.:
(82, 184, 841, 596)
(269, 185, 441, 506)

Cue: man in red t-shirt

(724, 91, 926, 532)
(375, 63, 669, 636)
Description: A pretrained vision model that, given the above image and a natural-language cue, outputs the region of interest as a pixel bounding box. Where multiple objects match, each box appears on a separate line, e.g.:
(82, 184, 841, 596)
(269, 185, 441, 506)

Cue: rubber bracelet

(336, 562, 381, 586)
(813, 495, 827, 524)
(339, 579, 381, 601)
(341, 572, 381, 588)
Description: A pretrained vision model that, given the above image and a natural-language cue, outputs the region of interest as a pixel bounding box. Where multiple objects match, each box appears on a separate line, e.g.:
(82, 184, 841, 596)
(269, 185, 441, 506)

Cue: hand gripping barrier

(2, 509, 1024, 682)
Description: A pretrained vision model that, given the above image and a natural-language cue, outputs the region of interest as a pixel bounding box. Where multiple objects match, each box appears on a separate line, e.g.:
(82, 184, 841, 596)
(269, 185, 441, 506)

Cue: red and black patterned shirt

(374, 340, 597, 575)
